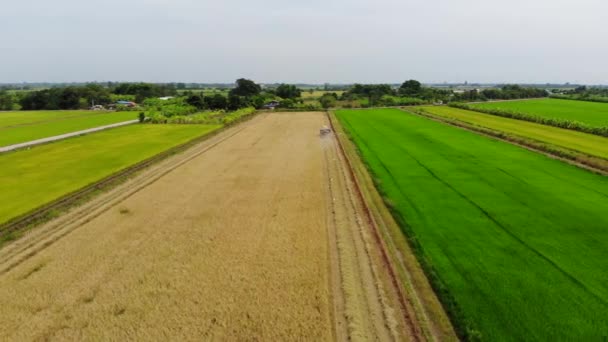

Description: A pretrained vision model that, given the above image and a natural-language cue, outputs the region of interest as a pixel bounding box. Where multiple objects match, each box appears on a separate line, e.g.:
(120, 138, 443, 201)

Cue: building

(263, 101, 280, 109)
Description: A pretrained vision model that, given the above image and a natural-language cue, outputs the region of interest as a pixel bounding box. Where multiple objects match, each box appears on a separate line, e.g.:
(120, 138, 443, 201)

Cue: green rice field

(0, 124, 220, 225)
(414, 105, 608, 159)
(0, 111, 137, 146)
(470, 99, 608, 127)
(335, 108, 608, 341)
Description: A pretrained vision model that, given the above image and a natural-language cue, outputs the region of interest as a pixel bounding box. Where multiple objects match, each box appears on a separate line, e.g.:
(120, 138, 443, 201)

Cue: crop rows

(335, 108, 608, 341)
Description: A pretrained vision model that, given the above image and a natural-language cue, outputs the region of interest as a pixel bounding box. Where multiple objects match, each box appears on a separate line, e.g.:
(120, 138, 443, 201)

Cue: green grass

(0, 111, 137, 146)
(470, 99, 608, 127)
(414, 106, 608, 159)
(0, 110, 109, 128)
(0, 124, 220, 225)
(335, 108, 608, 341)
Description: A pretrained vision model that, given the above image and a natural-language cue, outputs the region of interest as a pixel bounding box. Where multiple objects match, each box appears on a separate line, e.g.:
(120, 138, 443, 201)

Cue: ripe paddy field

(0, 112, 435, 340)
(335, 108, 608, 341)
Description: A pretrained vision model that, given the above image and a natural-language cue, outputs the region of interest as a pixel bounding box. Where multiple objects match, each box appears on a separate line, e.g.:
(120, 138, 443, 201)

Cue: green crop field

(0, 110, 109, 128)
(335, 108, 608, 341)
(414, 105, 608, 159)
(470, 98, 608, 127)
(0, 111, 137, 146)
(0, 124, 220, 225)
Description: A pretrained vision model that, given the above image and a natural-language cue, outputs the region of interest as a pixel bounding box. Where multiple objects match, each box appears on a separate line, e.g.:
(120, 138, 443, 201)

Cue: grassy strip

(329, 111, 458, 341)
(335, 108, 608, 341)
(410, 106, 608, 172)
(0, 111, 137, 146)
(452, 102, 608, 137)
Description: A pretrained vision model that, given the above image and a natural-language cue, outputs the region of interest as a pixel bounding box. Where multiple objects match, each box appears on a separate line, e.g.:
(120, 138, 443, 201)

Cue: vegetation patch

(335, 108, 608, 341)
(458, 98, 608, 137)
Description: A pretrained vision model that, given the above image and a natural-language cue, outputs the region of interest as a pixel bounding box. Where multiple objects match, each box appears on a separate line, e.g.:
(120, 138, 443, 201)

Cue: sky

(1, 0, 607, 84)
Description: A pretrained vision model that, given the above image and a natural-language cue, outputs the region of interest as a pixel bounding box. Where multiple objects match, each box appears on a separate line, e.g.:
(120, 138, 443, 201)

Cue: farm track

(0, 112, 424, 340)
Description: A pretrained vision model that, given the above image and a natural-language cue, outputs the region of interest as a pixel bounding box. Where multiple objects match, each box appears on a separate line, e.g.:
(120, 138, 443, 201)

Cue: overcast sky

(1, 0, 606, 84)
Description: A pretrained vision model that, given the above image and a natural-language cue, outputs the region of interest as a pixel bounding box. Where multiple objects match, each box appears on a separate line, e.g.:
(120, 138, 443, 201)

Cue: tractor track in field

(0, 111, 430, 340)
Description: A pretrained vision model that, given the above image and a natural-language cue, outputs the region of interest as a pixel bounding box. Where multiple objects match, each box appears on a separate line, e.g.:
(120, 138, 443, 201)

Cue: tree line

(0, 79, 554, 112)
(1, 83, 179, 111)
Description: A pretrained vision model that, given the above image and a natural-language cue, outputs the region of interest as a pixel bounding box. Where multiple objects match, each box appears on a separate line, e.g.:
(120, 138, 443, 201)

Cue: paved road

(0, 120, 139, 153)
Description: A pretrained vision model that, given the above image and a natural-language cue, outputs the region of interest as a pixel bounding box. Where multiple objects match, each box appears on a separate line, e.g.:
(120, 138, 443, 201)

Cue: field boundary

(328, 111, 458, 341)
(0, 112, 260, 243)
(408, 108, 608, 175)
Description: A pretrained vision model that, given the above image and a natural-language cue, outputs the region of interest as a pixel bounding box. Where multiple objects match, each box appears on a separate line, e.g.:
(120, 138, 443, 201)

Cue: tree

(0, 91, 15, 110)
(230, 78, 261, 97)
(319, 94, 337, 109)
(250, 95, 266, 109)
(186, 93, 205, 109)
(278, 98, 295, 109)
(275, 84, 301, 99)
(399, 80, 422, 96)
(206, 94, 228, 110)
(228, 94, 249, 110)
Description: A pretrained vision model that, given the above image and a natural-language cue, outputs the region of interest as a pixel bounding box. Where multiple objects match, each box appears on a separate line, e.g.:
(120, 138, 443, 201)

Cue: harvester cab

(320, 126, 332, 136)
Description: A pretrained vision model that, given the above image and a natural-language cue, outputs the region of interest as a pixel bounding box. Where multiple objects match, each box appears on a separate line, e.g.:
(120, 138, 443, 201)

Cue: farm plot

(470, 98, 608, 128)
(0, 110, 101, 128)
(0, 112, 420, 340)
(0, 124, 220, 226)
(0, 111, 137, 147)
(413, 105, 608, 159)
(335, 108, 608, 341)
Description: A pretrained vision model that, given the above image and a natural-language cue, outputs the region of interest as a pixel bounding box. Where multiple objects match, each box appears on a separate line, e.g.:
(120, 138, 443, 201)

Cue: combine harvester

(320, 125, 332, 136)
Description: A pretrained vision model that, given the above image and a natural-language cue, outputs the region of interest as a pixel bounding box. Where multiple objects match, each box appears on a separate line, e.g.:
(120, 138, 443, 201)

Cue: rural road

(0, 120, 139, 153)
(0, 113, 422, 340)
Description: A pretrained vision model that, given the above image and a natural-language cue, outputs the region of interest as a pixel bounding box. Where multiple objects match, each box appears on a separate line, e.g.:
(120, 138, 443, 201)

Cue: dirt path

(0, 112, 423, 340)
